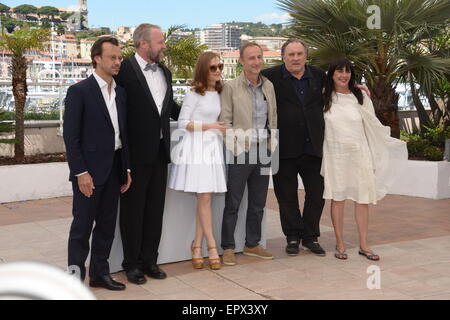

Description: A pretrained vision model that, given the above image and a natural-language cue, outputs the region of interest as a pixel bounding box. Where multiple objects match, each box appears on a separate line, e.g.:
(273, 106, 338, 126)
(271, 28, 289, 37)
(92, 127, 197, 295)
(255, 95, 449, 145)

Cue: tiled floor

(0, 191, 449, 300)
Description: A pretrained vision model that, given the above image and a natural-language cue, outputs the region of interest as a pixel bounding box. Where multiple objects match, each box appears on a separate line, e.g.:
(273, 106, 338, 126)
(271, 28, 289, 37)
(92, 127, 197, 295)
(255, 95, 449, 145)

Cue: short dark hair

(281, 38, 309, 58)
(91, 36, 119, 68)
(240, 42, 263, 59)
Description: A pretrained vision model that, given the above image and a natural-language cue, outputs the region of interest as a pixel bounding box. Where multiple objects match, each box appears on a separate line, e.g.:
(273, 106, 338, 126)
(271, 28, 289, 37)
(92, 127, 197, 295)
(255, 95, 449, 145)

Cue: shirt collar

(93, 71, 116, 90)
(282, 63, 312, 81)
(135, 52, 157, 71)
(245, 76, 263, 89)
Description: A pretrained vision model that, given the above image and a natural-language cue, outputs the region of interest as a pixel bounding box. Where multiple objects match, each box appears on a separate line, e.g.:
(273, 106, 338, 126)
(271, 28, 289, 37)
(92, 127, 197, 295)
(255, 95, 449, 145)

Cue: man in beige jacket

(219, 42, 278, 266)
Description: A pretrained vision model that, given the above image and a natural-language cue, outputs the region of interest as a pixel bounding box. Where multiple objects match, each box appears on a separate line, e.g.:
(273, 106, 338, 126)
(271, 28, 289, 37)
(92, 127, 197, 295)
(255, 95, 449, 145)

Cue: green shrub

(422, 126, 446, 147)
(0, 111, 60, 121)
(406, 135, 429, 157)
(423, 146, 444, 161)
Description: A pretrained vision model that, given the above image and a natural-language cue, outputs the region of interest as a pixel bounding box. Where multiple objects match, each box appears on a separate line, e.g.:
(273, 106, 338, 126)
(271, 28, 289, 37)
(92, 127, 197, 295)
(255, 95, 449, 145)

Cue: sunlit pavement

(1, 191, 449, 300)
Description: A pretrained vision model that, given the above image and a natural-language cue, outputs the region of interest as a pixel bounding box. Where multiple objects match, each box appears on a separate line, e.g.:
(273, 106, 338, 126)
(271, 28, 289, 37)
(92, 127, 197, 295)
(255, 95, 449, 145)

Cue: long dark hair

(323, 58, 363, 112)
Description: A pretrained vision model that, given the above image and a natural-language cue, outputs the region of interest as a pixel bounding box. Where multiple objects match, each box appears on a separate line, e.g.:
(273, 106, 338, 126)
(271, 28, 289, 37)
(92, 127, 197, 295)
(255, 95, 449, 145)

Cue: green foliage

(0, 3, 10, 14)
(404, 134, 429, 157)
(422, 126, 448, 147)
(165, 25, 208, 79)
(401, 126, 449, 161)
(225, 22, 288, 37)
(0, 25, 50, 56)
(423, 146, 444, 161)
(0, 16, 23, 33)
(0, 108, 14, 144)
(37, 6, 59, 18)
(59, 12, 74, 21)
(13, 4, 37, 15)
(76, 30, 109, 41)
(1, 111, 59, 121)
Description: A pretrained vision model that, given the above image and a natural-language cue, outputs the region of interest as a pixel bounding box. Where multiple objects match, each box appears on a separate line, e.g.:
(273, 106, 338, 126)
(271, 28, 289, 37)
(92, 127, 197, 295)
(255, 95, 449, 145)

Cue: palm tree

(164, 25, 208, 80)
(121, 26, 208, 80)
(0, 26, 50, 162)
(409, 30, 450, 128)
(279, 0, 450, 137)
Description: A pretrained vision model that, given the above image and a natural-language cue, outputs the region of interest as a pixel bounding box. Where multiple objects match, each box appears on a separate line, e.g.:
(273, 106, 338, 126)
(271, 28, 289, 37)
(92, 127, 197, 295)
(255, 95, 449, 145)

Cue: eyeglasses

(209, 63, 224, 72)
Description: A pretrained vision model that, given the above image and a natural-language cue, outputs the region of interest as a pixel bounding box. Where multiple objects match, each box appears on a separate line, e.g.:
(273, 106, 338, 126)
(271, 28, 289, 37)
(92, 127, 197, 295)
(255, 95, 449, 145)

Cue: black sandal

(335, 247, 348, 260)
(359, 248, 380, 261)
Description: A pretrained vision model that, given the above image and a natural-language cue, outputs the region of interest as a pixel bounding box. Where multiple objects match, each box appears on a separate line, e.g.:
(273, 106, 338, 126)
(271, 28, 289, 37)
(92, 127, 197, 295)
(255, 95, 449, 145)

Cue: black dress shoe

(303, 241, 326, 257)
(89, 275, 126, 291)
(143, 265, 167, 280)
(126, 268, 147, 285)
(286, 241, 300, 256)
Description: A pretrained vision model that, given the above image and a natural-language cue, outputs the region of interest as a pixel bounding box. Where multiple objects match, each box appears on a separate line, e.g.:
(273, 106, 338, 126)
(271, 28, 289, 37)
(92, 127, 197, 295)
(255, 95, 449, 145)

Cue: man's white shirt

(135, 53, 167, 139)
(93, 71, 122, 150)
(75, 72, 122, 177)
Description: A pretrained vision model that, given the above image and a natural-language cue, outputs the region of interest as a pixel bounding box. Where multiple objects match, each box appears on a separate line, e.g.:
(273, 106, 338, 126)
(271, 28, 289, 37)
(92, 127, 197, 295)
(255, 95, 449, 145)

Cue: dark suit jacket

(262, 64, 326, 159)
(63, 75, 130, 185)
(114, 55, 181, 166)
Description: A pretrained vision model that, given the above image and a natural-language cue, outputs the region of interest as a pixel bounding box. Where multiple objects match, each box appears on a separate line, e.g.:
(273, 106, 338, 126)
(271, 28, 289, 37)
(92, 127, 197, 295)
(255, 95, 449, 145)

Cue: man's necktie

(144, 63, 158, 72)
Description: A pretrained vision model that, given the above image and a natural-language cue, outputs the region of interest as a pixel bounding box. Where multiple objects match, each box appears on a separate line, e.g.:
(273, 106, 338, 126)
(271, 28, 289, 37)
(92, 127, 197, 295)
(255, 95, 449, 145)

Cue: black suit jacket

(115, 55, 181, 166)
(262, 64, 326, 159)
(63, 75, 130, 185)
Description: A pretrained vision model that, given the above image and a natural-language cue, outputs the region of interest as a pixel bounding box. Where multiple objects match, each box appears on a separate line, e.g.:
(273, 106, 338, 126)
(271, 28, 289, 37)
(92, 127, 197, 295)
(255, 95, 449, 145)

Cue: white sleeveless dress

(168, 90, 227, 194)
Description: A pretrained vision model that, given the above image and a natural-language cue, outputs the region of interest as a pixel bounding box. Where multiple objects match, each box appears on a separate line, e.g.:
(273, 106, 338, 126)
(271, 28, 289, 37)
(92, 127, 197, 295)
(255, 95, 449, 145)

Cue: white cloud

(250, 12, 291, 24)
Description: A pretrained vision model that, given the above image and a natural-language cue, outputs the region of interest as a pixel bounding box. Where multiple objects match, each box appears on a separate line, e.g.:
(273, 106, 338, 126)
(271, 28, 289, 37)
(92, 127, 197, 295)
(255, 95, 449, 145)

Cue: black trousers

(273, 155, 325, 244)
(68, 150, 121, 280)
(120, 141, 168, 271)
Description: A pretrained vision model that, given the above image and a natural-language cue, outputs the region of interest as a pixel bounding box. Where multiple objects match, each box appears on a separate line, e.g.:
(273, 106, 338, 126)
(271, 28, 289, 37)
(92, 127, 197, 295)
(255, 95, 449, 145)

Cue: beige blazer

(219, 73, 278, 156)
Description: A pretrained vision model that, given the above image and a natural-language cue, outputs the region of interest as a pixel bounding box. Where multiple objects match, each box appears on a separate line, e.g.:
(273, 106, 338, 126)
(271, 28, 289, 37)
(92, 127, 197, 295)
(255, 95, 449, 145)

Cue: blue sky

(3, 0, 290, 30)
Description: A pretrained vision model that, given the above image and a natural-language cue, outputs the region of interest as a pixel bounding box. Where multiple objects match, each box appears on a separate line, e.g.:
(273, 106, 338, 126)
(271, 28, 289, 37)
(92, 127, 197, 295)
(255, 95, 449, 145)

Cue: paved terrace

(0, 191, 449, 300)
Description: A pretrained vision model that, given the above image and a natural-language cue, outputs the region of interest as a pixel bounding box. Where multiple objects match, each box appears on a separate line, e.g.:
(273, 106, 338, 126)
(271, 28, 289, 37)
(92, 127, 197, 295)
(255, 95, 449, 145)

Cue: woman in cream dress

(321, 59, 407, 261)
(168, 52, 228, 270)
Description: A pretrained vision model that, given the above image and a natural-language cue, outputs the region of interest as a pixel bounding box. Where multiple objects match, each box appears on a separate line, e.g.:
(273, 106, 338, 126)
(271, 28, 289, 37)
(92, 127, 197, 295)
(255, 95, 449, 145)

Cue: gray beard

(148, 49, 164, 63)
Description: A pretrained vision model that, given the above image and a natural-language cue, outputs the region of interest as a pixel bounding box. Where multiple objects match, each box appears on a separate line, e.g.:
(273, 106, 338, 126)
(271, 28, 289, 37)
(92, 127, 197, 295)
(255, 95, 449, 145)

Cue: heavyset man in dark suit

(64, 36, 132, 291)
(115, 24, 181, 285)
(262, 39, 327, 257)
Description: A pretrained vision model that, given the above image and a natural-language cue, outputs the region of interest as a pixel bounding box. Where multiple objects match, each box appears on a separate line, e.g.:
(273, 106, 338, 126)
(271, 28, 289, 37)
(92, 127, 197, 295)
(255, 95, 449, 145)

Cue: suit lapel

(115, 89, 126, 135)
(89, 76, 114, 129)
(160, 64, 172, 117)
(129, 55, 160, 116)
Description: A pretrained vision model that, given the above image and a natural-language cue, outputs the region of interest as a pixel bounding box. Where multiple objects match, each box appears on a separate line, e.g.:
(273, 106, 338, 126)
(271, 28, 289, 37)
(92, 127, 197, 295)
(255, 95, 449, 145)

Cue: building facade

(202, 24, 241, 50)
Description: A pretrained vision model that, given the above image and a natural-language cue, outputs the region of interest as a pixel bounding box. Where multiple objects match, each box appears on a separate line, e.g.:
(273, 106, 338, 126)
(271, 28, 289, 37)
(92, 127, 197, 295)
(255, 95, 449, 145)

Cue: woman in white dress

(321, 58, 407, 261)
(168, 52, 228, 270)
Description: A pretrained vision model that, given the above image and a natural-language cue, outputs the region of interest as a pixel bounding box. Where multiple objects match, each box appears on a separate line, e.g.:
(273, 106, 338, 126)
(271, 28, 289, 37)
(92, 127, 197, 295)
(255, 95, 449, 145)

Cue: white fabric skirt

(168, 130, 227, 194)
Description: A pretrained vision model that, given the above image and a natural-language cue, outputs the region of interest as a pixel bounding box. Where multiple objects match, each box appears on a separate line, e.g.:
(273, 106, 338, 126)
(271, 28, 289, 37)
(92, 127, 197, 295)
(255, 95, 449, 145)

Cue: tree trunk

(369, 78, 401, 138)
(427, 94, 443, 126)
(11, 55, 27, 163)
(409, 76, 432, 130)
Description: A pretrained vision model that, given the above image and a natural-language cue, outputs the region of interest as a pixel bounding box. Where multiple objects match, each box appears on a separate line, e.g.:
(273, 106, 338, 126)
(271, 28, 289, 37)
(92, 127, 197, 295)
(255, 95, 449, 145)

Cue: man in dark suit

(64, 36, 132, 291)
(262, 39, 327, 257)
(115, 24, 180, 285)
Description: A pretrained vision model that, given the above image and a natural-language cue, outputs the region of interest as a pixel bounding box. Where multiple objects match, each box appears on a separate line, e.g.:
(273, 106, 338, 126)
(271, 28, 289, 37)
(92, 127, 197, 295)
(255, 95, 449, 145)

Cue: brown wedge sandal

(191, 241, 204, 269)
(208, 246, 222, 270)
